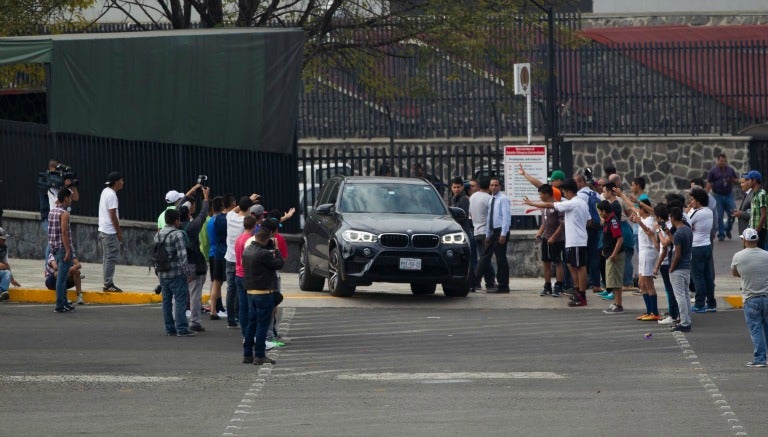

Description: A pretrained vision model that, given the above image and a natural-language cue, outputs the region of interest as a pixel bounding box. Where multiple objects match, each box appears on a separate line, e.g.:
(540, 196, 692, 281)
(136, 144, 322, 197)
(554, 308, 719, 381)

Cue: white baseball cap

(740, 228, 759, 242)
(165, 190, 184, 204)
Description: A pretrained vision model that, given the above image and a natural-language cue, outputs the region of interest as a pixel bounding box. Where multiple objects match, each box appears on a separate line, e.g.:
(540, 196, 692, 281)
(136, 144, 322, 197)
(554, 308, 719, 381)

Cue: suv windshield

(339, 183, 447, 214)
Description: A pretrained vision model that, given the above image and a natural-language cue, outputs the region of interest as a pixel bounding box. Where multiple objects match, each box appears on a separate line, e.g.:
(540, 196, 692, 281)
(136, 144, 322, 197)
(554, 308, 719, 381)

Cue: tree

(0, 0, 96, 89)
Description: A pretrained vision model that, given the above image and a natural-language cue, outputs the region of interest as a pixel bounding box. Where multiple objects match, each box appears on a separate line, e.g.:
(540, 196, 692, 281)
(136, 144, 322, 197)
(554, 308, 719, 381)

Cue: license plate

(399, 258, 422, 271)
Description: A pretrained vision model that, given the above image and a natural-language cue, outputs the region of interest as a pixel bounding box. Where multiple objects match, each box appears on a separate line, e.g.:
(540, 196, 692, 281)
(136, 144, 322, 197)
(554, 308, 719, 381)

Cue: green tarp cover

(0, 39, 52, 64)
(0, 29, 304, 153)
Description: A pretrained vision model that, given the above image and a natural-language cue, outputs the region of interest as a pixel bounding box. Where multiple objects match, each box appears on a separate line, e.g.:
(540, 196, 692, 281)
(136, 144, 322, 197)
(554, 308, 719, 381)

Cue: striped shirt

(750, 188, 768, 231)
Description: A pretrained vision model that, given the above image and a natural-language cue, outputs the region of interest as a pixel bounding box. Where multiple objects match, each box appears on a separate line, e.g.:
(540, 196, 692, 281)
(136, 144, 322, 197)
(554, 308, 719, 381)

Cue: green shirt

(157, 206, 176, 230)
(749, 188, 768, 231)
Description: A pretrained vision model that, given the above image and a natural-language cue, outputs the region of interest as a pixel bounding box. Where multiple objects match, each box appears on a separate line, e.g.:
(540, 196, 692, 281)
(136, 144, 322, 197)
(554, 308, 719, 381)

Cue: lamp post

(529, 0, 559, 171)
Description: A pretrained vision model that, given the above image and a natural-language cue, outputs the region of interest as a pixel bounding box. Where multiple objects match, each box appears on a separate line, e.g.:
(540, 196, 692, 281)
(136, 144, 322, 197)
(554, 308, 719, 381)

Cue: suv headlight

(441, 232, 467, 245)
(341, 230, 378, 243)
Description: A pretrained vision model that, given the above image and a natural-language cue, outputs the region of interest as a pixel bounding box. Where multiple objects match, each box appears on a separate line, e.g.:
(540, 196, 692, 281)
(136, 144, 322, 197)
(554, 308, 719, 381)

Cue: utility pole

(529, 0, 559, 171)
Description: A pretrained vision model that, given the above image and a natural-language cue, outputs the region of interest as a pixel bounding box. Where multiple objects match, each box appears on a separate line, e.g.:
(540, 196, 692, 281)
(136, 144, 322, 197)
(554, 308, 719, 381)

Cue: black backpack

(150, 231, 176, 273)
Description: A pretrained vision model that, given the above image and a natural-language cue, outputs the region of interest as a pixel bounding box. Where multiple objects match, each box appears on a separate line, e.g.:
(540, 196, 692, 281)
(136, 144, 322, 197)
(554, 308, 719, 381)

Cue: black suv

(299, 176, 471, 297)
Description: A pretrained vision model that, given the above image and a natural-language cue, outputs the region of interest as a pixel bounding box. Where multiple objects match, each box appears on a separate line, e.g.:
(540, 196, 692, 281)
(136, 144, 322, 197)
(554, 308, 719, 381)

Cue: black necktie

(489, 195, 496, 229)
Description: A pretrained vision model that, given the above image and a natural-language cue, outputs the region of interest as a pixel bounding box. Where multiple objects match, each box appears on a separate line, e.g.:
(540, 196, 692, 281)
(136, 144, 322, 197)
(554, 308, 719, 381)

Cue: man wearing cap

(744, 171, 768, 249)
(98, 171, 124, 292)
(0, 227, 21, 302)
(157, 185, 201, 230)
(731, 227, 768, 368)
(518, 164, 565, 201)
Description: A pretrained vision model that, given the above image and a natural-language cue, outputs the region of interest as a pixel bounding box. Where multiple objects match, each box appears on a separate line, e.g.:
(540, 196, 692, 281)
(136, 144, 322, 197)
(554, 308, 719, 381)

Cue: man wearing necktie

(478, 178, 511, 293)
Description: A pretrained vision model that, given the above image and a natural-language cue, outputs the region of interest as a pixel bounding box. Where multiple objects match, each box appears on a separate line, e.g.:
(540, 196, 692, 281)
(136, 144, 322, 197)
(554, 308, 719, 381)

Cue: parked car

(300, 176, 472, 297)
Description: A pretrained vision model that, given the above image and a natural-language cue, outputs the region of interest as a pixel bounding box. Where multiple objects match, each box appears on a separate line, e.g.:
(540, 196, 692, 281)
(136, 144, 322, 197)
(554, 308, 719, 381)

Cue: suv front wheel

(328, 246, 356, 297)
(442, 281, 470, 298)
(298, 243, 325, 292)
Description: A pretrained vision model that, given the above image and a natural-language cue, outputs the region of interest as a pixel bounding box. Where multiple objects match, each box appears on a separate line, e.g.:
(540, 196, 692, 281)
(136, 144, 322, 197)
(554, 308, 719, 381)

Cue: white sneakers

(658, 316, 677, 325)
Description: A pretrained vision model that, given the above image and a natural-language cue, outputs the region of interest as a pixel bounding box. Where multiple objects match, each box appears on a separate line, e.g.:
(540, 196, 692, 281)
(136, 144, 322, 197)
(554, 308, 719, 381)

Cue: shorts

(540, 240, 564, 263)
(605, 251, 625, 289)
(45, 275, 74, 291)
(565, 246, 587, 268)
(638, 250, 658, 277)
(209, 257, 226, 282)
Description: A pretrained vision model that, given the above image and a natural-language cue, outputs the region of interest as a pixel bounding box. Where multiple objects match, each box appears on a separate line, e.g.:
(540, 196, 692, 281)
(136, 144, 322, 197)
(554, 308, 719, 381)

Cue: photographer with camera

(157, 183, 204, 230)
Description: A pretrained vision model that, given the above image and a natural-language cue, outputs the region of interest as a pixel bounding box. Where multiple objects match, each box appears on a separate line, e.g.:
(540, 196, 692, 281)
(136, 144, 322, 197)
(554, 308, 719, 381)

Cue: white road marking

(336, 372, 565, 381)
(0, 375, 183, 383)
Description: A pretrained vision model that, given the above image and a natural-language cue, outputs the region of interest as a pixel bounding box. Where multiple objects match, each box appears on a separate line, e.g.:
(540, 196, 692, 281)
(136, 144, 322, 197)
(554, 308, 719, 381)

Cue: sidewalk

(2, 238, 745, 310)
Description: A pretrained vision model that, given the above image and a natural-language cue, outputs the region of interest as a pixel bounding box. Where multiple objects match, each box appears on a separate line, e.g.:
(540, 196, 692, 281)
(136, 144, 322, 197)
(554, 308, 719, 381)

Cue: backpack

(585, 190, 601, 230)
(150, 231, 176, 273)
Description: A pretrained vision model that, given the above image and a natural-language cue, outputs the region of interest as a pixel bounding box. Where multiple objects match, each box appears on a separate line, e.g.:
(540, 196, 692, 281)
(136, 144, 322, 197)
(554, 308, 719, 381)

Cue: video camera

(55, 163, 79, 188)
(197, 175, 208, 187)
(583, 167, 594, 184)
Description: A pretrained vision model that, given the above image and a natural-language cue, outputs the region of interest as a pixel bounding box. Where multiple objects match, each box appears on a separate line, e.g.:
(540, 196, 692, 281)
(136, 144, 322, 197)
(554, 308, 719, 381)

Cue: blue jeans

(243, 293, 275, 358)
(691, 245, 716, 308)
(53, 247, 72, 310)
(660, 264, 679, 319)
(225, 261, 238, 325)
(744, 295, 768, 364)
(713, 192, 736, 238)
(0, 270, 11, 291)
(160, 275, 191, 334)
(623, 245, 634, 286)
(236, 276, 248, 338)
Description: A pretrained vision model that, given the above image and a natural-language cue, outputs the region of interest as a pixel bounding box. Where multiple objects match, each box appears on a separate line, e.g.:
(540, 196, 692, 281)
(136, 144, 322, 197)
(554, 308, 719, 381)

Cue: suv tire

(328, 246, 356, 297)
(442, 281, 470, 297)
(410, 282, 437, 295)
(298, 243, 325, 292)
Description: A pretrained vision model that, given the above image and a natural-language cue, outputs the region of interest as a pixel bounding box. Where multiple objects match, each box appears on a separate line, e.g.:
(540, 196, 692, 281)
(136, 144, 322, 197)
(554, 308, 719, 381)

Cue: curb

(722, 295, 743, 309)
(5, 288, 212, 305)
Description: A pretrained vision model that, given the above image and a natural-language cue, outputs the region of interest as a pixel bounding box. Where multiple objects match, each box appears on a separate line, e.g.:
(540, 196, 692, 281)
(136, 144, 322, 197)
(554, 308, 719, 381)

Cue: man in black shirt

(241, 220, 283, 365)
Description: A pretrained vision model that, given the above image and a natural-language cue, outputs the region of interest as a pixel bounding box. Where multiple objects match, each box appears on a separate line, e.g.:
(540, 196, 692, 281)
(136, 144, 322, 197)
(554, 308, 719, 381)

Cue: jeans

(187, 271, 205, 326)
(670, 269, 692, 327)
(99, 232, 120, 285)
(586, 228, 601, 289)
(660, 264, 679, 319)
(236, 276, 248, 338)
(476, 229, 509, 289)
(691, 245, 716, 308)
(0, 270, 11, 292)
(53, 247, 72, 310)
(225, 261, 238, 325)
(41, 219, 50, 268)
(267, 275, 282, 340)
(623, 245, 634, 286)
(243, 293, 275, 358)
(744, 295, 768, 364)
(160, 275, 191, 334)
(713, 192, 736, 239)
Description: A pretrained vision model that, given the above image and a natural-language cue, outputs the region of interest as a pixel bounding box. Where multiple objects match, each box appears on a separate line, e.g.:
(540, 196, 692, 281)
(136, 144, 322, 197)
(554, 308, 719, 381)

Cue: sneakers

(539, 284, 552, 297)
(670, 324, 691, 332)
(658, 316, 678, 325)
(603, 304, 624, 314)
(563, 287, 576, 296)
(265, 341, 277, 351)
(0, 291, 9, 302)
(176, 331, 197, 337)
(745, 361, 767, 368)
(568, 292, 587, 307)
(596, 290, 611, 297)
(153, 285, 162, 295)
(53, 306, 74, 313)
(217, 310, 228, 318)
(640, 314, 660, 321)
(165, 331, 177, 336)
(691, 306, 707, 313)
(243, 356, 254, 364)
(103, 283, 123, 292)
(209, 314, 221, 320)
(254, 357, 276, 365)
(553, 283, 563, 297)
(189, 324, 206, 332)
(636, 313, 650, 320)
(600, 292, 615, 300)
(227, 323, 239, 329)
(705, 306, 717, 313)
(74, 295, 85, 305)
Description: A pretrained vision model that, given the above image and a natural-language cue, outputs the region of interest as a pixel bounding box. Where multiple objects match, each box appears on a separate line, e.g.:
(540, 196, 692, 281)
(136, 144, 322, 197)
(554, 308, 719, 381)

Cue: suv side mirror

(316, 203, 335, 215)
(448, 206, 466, 221)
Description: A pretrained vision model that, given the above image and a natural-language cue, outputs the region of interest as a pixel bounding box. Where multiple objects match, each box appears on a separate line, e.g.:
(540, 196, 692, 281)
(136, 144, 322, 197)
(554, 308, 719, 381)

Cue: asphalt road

(1, 299, 765, 437)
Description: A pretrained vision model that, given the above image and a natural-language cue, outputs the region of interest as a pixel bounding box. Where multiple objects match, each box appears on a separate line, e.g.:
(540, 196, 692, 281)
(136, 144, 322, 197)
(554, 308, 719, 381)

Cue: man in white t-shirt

(98, 171, 124, 292)
(468, 177, 496, 290)
(687, 187, 716, 313)
(731, 228, 768, 368)
(224, 194, 260, 329)
(525, 179, 590, 306)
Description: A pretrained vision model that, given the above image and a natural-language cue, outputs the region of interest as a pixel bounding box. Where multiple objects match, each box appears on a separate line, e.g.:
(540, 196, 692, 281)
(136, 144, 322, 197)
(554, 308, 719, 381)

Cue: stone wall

(568, 136, 752, 203)
(582, 13, 768, 28)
